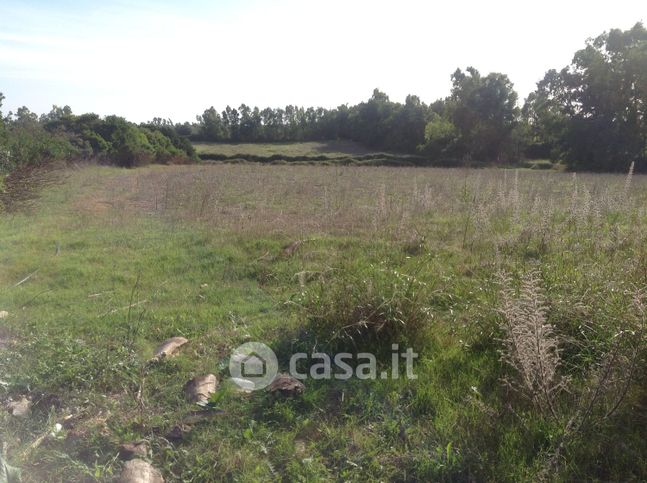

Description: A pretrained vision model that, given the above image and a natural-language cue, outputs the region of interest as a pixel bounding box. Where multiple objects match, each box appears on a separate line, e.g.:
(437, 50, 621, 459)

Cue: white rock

(151, 337, 188, 360)
(184, 374, 218, 403)
(118, 459, 164, 483)
(7, 397, 31, 418)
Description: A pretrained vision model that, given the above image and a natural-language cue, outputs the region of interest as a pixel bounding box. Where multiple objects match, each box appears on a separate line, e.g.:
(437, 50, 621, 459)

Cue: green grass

(0, 165, 646, 481)
(192, 140, 426, 166)
(193, 140, 379, 158)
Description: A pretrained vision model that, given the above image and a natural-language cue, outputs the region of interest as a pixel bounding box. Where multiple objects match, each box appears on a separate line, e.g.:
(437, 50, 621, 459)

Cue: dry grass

(72, 164, 647, 243)
(498, 269, 566, 419)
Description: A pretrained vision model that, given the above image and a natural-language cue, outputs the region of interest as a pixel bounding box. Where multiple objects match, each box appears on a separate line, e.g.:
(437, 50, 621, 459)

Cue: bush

(110, 124, 154, 167)
(142, 128, 185, 163)
(297, 263, 431, 353)
(5, 124, 78, 170)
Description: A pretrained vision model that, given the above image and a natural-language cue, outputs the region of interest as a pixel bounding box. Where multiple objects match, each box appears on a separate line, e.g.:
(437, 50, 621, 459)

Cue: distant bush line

(0, 103, 196, 175)
(1, 22, 645, 174)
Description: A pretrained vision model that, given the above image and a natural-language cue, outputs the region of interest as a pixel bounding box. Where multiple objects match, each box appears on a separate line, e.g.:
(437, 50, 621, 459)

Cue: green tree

(446, 67, 519, 162)
(524, 22, 647, 171)
(197, 107, 228, 141)
(419, 113, 460, 160)
(384, 94, 428, 152)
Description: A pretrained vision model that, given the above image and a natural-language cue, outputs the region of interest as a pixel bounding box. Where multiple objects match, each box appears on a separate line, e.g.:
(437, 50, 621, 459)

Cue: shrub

(5, 124, 78, 169)
(297, 263, 431, 353)
(110, 124, 154, 167)
(142, 128, 185, 163)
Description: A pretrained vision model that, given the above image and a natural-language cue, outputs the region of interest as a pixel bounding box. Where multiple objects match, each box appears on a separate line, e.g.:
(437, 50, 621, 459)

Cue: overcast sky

(0, 0, 644, 123)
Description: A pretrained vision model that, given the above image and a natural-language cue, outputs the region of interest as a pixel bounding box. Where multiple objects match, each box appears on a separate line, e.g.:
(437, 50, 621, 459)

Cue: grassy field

(193, 140, 426, 166)
(193, 140, 377, 158)
(1, 163, 646, 481)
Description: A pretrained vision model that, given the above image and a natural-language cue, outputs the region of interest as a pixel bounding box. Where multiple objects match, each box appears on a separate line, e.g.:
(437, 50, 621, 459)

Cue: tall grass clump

(499, 270, 647, 478)
(498, 269, 567, 419)
(296, 263, 431, 353)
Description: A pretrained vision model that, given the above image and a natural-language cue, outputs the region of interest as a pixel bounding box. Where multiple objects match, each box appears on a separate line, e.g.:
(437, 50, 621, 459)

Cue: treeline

(191, 71, 519, 164)
(0, 101, 196, 174)
(2, 23, 645, 173)
(188, 22, 646, 171)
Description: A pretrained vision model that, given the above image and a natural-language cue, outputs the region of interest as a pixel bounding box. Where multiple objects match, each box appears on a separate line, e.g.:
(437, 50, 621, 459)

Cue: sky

(0, 0, 645, 123)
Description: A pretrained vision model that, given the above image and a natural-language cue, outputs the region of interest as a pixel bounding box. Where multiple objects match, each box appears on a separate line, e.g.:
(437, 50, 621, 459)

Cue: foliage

(524, 22, 647, 171)
(419, 112, 460, 160)
(2, 109, 78, 172)
(498, 270, 566, 419)
(418, 68, 520, 163)
(2, 21, 647, 175)
(193, 89, 432, 155)
(297, 261, 431, 353)
(0, 100, 194, 173)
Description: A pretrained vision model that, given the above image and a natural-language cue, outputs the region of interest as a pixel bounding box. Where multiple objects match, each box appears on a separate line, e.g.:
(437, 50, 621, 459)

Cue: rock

(151, 337, 188, 360)
(294, 439, 307, 457)
(0, 311, 8, 319)
(118, 459, 164, 483)
(119, 441, 149, 460)
(50, 423, 63, 437)
(184, 374, 218, 403)
(7, 397, 31, 418)
(267, 374, 305, 396)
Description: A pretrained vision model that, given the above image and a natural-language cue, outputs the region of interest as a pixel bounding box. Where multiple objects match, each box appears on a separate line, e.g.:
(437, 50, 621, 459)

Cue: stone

(184, 374, 218, 403)
(7, 397, 31, 418)
(118, 459, 164, 483)
(151, 337, 188, 360)
(267, 374, 305, 396)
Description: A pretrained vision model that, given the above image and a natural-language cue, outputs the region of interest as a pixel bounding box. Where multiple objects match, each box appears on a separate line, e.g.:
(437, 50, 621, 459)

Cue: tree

(0, 93, 8, 171)
(40, 105, 73, 123)
(0, 92, 6, 140)
(222, 106, 240, 141)
(524, 22, 647, 171)
(384, 94, 428, 152)
(197, 107, 227, 141)
(446, 67, 519, 162)
(419, 113, 460, 160)
(350, 89, 396, 148)
(13, 107, 39, 126)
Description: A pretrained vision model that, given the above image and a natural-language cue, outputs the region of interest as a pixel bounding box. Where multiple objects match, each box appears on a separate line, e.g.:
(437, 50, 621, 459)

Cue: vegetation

(2, 23, 646, 173)
(1, 164, 646, 481)
(189, 23, 647, 171)
(193, 140, 429, 166)
(0, 100, 195, 175)
(523, 23, 647, 171)
(1, 21, 646, 481)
